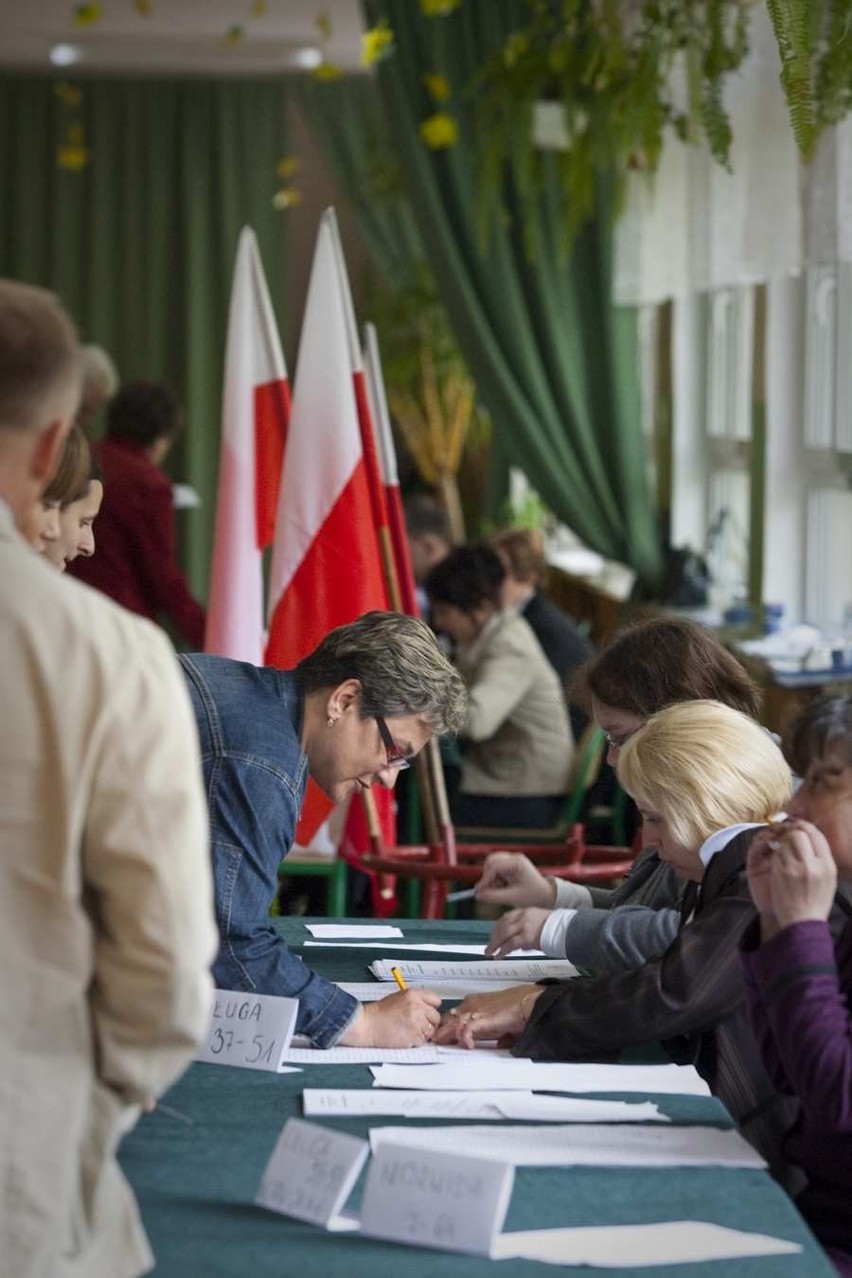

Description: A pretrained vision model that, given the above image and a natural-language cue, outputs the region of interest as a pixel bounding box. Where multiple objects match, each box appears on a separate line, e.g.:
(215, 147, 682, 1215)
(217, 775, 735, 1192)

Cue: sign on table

(359, 1142, 514, 1256)
(196, 991, 298, 1073)
(256, 1118, 368, 1229)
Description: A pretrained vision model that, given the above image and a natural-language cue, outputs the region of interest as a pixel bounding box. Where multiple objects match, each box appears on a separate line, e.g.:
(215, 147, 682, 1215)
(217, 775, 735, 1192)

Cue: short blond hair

(617, 700, 791, 850)
(0, 280, 79, 432)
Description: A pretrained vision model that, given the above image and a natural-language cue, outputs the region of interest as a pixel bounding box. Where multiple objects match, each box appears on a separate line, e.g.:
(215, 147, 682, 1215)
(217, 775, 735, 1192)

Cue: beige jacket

(456, 610, 575, 796)
(0, 504, 217, 1278)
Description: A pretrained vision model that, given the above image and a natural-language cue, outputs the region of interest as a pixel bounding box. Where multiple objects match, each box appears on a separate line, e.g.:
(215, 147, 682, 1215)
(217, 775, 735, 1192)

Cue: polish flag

(363, 321, 418, 618)
(266, 210, 390, 845)
(206, 227, 289, 665)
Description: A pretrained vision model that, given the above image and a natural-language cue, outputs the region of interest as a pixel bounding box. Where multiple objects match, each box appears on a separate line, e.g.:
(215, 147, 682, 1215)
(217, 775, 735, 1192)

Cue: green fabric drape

(0, 74, 288, 601)
(362, 0, 662, 586)
(297, 77, 424, 286)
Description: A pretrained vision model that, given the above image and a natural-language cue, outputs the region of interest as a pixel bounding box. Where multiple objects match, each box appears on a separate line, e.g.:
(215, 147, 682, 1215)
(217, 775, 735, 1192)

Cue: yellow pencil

(390, 965, 407, 992)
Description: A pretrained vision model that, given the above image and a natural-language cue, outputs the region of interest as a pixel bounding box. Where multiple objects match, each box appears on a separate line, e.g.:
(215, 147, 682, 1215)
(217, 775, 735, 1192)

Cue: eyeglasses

(375, 715, 410, 771)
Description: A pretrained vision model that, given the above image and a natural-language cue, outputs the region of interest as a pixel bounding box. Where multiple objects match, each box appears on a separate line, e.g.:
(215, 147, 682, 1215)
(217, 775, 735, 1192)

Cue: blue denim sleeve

(207, 753, 359, 1048)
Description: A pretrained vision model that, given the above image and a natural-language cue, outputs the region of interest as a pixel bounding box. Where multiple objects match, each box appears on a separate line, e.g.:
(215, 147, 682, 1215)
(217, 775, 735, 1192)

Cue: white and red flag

(206, 226, 290, 664)
(266, 209, 390, 846)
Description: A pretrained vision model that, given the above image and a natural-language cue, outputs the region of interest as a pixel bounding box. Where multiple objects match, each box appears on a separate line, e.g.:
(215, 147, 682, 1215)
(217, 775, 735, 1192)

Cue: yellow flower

(419, 112, 458, 149)
(73, 4, 103, 27)
(54, 81, 83, 107)
(276, 155, 300, 180)
(134, 0, 153, 14)
(252, 0, 268, 15)
(361, 20, 393, 67)
(316, 12, 332, 41)
(312, 61, 343, 82)
(57, 143, 89, 172)
(272, 188, 302, 211)
(224, 24, 244, 45)
(421, 72, 451, 102)
(420, 0, 460, 15)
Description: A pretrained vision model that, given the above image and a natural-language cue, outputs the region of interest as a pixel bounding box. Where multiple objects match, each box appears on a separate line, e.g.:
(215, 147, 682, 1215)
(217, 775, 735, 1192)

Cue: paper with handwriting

(302, 1089, 665, 1123)
(370, 958, 578, 982)
(368, 1123, 763, 1168)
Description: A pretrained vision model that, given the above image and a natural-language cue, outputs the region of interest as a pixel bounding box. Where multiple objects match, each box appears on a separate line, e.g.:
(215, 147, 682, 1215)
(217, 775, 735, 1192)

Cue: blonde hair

(617, 700, 791, 850)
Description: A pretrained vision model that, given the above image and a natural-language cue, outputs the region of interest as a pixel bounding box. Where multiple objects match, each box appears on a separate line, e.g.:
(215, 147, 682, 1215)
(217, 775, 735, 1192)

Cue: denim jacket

(180, 654, 359, 1047)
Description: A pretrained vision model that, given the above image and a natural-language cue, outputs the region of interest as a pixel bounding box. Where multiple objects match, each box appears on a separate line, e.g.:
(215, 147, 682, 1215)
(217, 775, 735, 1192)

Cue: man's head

(106, 381, 182, 465)
(403, 493, 452, 584)
(0, 279, 80, 531)
(296, 610, 468, 803)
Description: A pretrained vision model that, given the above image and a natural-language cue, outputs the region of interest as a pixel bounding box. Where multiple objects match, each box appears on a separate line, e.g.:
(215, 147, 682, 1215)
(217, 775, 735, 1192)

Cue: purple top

(740, 912, 852, 1276)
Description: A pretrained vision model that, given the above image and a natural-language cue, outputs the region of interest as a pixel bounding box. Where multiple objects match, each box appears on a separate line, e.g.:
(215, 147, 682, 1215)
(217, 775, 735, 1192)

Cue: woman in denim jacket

(180, 610, 467, 1050)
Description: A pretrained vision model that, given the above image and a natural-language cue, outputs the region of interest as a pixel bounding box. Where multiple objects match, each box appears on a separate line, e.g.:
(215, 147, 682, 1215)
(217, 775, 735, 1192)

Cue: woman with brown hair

(478, 617, 761, 972)
(20, 423, 91, 554)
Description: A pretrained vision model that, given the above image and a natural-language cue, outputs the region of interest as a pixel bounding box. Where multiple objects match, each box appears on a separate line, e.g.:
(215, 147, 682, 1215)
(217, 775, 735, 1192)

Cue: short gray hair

(296, 610, 468, 735)
(78, 344, 119, 425)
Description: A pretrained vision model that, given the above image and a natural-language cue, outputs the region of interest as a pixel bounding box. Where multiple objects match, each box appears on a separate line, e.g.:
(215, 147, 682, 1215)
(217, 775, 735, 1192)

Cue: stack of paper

(370, 958, 579, 983)
(370, 1061, 712, 1096)
(303, 1090, 665, 1123)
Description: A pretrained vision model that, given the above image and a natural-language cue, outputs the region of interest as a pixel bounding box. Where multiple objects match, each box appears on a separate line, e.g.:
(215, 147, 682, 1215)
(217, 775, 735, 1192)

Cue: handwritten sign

(196, 991, 298, 1073)
(255, 1118, 369, 1228)
(359, 1141, 514, 1256)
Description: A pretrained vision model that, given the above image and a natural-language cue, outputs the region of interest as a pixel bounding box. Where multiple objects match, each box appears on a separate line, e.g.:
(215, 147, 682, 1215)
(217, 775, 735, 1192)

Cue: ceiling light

(291, 46, 322, 70)
(51, 44, 83, 67)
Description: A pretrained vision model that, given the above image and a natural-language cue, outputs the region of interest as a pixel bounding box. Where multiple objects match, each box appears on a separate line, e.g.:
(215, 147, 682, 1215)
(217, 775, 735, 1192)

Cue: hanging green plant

(472, 0, 752, 256)
(766, 0, 852, 160)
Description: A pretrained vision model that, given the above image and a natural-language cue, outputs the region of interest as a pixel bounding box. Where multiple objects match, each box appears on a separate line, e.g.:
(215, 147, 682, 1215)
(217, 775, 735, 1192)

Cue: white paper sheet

(306, 942, 491, 954)
(303, 1089, 666, 1123)
(281, 1043, 441, 1065)
(370, 1061, 712, 1096)
(490, 1221, 802, 1267)
(305, 924, 403, 939)
(336, 980, 529, 1002)
(369, 1124, 762, 1168)
(370, 958, 578, 981)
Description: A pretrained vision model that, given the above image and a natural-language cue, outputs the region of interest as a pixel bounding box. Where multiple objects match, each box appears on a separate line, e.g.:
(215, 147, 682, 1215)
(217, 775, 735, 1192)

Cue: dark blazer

(520, 591, 594, 737)
(514, 829, 801, 1188)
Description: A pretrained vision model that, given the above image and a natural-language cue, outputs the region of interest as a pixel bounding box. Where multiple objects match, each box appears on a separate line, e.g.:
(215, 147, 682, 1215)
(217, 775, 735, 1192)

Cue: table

(120, 917, 835, 1277)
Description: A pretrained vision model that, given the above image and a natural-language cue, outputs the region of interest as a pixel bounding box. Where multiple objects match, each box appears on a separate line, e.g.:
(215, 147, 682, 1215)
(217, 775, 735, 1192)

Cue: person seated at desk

(490, 525, 594, 739)
(477, 616, 762, 971)
(436, 699, 824, 1185)
(425, 542, 574, 829)
(69, 381, 206, 648)
(180, 610, 468, 1049)
(740, 695, 852, 1277)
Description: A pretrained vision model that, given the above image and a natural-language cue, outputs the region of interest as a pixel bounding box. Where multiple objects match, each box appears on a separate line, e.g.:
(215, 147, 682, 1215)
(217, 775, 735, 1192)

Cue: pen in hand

(390, 965, 408, 992)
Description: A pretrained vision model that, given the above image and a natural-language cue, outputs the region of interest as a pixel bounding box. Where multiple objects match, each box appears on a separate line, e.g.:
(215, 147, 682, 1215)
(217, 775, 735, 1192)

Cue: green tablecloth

(119, 917, 834, 1277)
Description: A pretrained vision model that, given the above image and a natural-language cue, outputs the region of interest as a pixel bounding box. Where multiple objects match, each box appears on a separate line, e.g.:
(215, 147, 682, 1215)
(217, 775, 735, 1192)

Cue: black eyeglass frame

(375, 715, 410, 771)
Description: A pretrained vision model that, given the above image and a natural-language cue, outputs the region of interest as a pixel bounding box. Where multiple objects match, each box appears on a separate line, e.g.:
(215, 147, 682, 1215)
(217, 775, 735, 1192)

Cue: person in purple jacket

(741, 695, 852, 1277)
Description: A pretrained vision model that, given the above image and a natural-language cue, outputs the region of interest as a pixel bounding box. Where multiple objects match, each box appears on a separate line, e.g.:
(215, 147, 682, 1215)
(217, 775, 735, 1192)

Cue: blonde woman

(436, 700, 802, 1183)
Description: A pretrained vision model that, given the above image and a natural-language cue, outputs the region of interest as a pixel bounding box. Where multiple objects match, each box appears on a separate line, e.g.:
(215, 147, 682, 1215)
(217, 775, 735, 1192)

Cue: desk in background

(120, 917, 835, 1278)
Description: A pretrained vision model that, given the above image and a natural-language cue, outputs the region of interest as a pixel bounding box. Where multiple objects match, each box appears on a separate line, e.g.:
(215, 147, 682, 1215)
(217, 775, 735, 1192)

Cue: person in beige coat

(0, 279, 218, 1278)
(426, 543, 574, 828)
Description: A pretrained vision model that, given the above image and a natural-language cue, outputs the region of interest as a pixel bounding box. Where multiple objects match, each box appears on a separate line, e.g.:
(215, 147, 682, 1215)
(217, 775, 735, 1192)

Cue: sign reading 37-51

(196, 991, 299, 1073)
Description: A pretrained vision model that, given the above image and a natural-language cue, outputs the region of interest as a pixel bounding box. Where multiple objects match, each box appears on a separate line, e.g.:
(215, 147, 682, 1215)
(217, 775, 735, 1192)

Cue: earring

(327, 716, 335, 727)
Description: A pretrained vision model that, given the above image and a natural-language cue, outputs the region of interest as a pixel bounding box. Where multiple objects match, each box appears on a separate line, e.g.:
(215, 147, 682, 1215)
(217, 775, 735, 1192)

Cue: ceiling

(0, 0, 367, 77)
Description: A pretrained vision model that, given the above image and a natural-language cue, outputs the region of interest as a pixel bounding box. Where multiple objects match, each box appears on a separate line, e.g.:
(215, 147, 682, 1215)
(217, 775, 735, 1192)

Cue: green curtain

(362, 0, 662, 586)
(0, 74, 288, 600)
(297, 77, 424, 285)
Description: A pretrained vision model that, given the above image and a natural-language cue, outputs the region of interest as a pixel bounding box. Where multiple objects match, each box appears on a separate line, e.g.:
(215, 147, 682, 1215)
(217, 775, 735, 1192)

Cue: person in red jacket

(69, 382, 206, 647)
